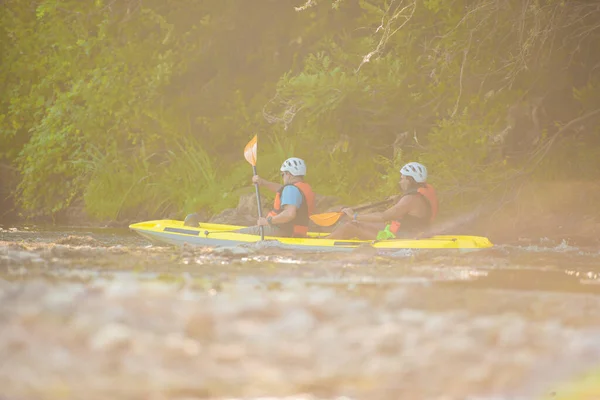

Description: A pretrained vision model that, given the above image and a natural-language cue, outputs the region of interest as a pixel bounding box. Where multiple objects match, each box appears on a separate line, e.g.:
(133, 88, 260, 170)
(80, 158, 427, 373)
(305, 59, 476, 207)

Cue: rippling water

(1, 225, 600, 400)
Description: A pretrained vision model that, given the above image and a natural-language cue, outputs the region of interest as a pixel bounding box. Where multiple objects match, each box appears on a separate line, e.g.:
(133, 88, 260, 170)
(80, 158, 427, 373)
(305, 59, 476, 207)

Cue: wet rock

(211, 245, 253, 256)
(247, 240, 283, 251)
(49, 244, 109, 259)
(0, 247, 45, 266)
(56, 235, 101, 247)
(106, 245, 127, 254)
(6, 242, 28, 251)
(104, 220, 133, 228)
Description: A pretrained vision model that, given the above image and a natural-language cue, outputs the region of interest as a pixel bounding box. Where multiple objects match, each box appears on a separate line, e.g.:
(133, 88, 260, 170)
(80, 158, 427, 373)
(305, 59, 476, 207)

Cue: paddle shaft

(309, 197, 397, 227)
(252, 165, 265, 240)
(352, 198, 396, 212)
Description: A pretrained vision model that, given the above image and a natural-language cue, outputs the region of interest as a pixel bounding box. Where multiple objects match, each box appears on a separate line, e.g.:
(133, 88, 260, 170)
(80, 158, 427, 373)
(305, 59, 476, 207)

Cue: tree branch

(451, 33, 472, 118)
(355, 0, 417, 72)
(528, 108, 600, 170)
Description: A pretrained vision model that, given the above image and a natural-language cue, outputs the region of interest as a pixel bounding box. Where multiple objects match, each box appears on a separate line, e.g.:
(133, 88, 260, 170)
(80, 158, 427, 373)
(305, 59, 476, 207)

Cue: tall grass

(158, 137, 229, 215)
(82, 143, 154, 221)
(81, 135, 314, 221)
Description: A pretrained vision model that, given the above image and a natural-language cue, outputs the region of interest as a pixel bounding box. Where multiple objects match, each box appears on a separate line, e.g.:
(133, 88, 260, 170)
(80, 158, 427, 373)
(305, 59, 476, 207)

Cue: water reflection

(440, 268, 600, 294)
(2, 228, 600, 399)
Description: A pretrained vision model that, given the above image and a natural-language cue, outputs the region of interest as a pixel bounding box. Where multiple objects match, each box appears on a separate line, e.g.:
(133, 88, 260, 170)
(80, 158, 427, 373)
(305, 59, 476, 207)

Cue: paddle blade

(244, 134, 258, 166)
(309, 211, 344, 227)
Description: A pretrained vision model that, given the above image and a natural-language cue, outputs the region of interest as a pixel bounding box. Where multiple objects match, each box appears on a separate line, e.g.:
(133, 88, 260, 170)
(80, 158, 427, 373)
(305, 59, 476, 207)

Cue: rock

(1, 248, 44, 264)
(211, 245, 253, 255)
(314, 194, 342, 213)
(236, 192, 270, 215)
(104, 220, 133, 228)
(56, 235, 101, 247)
(209, 208, 250, 225)
(50, 244, 109, 259)
(183, 212, 203, 227)
(209, 193, 271, 225)
(246, 240, 282, 251)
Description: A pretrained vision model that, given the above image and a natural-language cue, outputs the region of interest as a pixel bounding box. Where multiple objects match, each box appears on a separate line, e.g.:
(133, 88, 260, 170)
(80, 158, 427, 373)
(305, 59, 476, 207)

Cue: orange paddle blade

(309, 211, 344, 227)
(244, 134, 258, 166)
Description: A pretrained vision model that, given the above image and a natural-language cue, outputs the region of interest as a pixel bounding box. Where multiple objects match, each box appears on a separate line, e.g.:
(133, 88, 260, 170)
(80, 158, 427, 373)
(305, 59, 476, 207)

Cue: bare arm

(257, 204, 297, 226)
(253, 175, 282, 193)
(271, 204, 297, 224)
(346, 197, 412, 223)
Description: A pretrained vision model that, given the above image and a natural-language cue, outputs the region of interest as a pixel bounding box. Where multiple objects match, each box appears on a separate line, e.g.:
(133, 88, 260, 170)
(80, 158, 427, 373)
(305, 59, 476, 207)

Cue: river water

(1, 225, 600, 400)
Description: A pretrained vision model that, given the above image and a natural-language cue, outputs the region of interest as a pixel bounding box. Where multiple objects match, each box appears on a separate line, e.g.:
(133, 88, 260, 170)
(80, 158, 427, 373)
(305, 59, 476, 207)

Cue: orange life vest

(389, 184, 438, 234)
(267, 181, 315, 237)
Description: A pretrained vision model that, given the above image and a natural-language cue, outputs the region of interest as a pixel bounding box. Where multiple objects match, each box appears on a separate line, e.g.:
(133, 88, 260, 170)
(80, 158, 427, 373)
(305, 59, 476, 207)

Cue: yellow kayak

(129, 219, 493, 252)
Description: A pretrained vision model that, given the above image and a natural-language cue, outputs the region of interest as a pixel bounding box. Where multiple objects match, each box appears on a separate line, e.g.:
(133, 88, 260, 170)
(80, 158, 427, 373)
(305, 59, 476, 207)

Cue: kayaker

(237, 157, 316, 237)
(327, 162, 438, 240)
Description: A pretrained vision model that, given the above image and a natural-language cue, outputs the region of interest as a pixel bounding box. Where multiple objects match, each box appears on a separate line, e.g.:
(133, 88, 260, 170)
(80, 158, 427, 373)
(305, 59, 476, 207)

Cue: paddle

(244, 134, 265, 240)
(310, 198, 396, 227)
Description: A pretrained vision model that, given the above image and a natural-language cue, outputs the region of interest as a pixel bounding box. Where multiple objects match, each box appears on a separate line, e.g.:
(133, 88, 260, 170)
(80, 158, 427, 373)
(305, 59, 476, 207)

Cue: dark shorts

(236, 225, 291, 237)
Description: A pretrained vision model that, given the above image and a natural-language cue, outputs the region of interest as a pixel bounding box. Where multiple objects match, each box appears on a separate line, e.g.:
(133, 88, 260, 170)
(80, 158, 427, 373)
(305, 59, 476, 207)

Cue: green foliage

(418, 111, 511, 208)
(158, 138, 241, 215)
(82, 138, 254, 221)
(2, 0, 600, 222)
(82, 143, 152, 220)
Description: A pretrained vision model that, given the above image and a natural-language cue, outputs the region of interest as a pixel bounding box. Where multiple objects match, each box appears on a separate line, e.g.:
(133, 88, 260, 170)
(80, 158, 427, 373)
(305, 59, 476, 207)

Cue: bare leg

(327, 221, 385, 240)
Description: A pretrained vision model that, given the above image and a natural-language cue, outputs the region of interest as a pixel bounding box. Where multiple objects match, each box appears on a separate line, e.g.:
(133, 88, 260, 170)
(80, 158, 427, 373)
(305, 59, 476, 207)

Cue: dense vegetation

(2, 0, 600, 222)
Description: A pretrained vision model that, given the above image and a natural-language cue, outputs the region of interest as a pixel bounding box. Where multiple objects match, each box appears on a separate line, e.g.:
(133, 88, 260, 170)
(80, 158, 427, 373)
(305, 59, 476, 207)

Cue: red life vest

(389, 184, 438, 234)
(267, 181, 315, 237)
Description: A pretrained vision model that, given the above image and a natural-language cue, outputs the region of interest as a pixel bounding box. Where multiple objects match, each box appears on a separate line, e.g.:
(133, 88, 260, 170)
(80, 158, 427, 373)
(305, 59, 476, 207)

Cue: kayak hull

(129, 220, 494, 252)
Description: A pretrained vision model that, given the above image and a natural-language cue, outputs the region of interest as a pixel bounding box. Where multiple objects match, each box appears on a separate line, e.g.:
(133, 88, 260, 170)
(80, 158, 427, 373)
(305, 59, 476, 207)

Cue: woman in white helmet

(237, 157, 316, 237)
(328, 162, 438, 240)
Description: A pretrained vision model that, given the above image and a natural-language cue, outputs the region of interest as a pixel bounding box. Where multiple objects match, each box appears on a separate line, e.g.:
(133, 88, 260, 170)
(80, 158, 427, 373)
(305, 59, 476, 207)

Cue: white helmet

(400, 162, 427, 183)
(280, 157, 307, 176)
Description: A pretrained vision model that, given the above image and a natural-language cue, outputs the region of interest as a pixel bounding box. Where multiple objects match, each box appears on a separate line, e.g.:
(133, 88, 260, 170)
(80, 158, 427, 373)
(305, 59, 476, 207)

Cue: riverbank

(2, 181, 599, 246)
(468, 181, 600, 246)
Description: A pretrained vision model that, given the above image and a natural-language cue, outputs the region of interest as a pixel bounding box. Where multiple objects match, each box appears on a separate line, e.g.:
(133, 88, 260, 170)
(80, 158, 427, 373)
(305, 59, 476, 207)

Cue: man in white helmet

(328, 162, 438, 240)
(237, 157, 316, 237)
